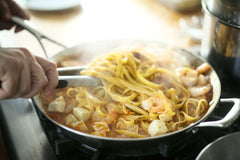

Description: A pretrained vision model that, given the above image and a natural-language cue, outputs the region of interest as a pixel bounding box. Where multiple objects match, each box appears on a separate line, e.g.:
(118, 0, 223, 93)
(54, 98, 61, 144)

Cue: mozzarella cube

(65, 114, 78, 125)
(148, 120, 168, 137)
(47, 96, 65, 113)
(73, 107, 91, 121)
(70, 121, 88, 131)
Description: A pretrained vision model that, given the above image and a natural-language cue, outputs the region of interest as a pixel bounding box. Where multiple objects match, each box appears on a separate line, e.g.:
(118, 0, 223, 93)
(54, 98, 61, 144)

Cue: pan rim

(33, 38, 221, 141)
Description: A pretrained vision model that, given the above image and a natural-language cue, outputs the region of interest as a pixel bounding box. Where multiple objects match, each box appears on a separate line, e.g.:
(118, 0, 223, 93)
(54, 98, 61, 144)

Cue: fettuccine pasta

(39, 48, 212, 138)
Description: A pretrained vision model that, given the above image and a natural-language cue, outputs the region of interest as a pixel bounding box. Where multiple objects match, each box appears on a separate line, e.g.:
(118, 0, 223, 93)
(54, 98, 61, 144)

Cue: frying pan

(12, 16, 240, 156)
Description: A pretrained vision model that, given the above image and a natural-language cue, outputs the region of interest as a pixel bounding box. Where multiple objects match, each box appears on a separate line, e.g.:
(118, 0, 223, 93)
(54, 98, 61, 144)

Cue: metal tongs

(11, 16, 101, 88)
(11, 16, 67, 58)
(57, 66, 102, 88)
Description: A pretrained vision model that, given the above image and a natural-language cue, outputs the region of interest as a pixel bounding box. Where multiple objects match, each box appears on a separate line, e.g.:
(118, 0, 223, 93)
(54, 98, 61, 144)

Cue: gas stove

(0, 72, 240, 160)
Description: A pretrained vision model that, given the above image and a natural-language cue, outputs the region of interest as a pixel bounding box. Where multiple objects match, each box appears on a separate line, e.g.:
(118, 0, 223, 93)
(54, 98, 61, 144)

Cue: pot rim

(202, 0, 240, 30)
(196, 131, 240, 159)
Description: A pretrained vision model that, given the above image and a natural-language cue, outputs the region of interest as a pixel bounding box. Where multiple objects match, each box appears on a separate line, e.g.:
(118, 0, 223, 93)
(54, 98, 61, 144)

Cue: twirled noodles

(39, 48, 212, 138)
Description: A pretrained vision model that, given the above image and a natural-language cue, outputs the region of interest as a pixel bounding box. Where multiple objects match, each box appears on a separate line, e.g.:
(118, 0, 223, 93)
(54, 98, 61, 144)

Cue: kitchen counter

(0, 0, 202, 159)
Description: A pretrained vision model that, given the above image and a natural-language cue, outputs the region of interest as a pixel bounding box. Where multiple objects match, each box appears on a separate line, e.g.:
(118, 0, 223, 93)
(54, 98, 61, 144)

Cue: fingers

(6, 0, 30, 20)
(0, 47, 58, 100)
(36, 56, 58, 95)
(0, 77, 17, 99)
(7, 0, 30, 32)
(0, 66, 20, 99)
(22, 61, 48, 99)
(15, 48, 48, 99)
(0, 0, 30, 32)
(0, 48, 25, 99)
(15, 49, 32, 98)
(0, 47, 57, 100)
(0, 21, 14, 30)
(0, 0, 11, 20)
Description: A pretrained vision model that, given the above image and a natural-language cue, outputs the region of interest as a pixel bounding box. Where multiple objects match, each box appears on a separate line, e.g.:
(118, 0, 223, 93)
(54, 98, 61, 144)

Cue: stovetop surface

(0, 70, 240, 160)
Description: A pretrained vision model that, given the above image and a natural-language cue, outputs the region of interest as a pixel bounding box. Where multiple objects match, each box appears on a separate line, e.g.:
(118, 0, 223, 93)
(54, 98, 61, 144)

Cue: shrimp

(148, 120, 168, 136)
(197, 74, 210, 85)
(188, 84, 212, 97)
(196, 63, 211, 74)
(141, 91, 175, 118)
(176, 65, 212, 98)
(142, 94, 166, 113)
(175, 67, 198, 87)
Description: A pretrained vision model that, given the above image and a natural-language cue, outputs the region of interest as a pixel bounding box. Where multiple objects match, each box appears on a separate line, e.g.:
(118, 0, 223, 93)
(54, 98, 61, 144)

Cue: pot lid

(202, 0, 240, 29)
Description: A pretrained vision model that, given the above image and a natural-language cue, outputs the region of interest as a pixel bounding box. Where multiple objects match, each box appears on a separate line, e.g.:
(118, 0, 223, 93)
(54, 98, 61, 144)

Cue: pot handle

(196, 98, 240, 128)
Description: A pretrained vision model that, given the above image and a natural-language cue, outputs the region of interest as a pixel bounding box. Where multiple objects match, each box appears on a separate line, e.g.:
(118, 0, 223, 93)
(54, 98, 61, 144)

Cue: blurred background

(0, 0, 203, 58)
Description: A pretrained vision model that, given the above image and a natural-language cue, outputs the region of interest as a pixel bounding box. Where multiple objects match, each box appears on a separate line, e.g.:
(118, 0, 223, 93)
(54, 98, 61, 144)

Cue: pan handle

(11, 16, 67, 58)
(196, 98, 240, 128)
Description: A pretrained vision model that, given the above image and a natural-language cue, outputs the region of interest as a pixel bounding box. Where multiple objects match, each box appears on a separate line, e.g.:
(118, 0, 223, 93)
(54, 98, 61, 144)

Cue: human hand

(0, 0, 29, 32)
(0, 47, 58, 100)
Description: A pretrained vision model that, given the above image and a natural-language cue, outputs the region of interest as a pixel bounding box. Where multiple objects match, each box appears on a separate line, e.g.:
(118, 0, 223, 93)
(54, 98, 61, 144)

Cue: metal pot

(196, 131, 240, 160)
(200, 0, 240, 80)
(32, 39, 240, 157)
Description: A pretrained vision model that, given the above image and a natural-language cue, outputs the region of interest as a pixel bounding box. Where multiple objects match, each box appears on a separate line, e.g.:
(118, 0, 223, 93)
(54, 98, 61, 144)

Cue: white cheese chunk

(47, 96, 65, 113)
(65, 114, 78, 125)
(73, 107, 91, 122)
(148, 120, 168, 137)
(70, 120, 88, 131)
